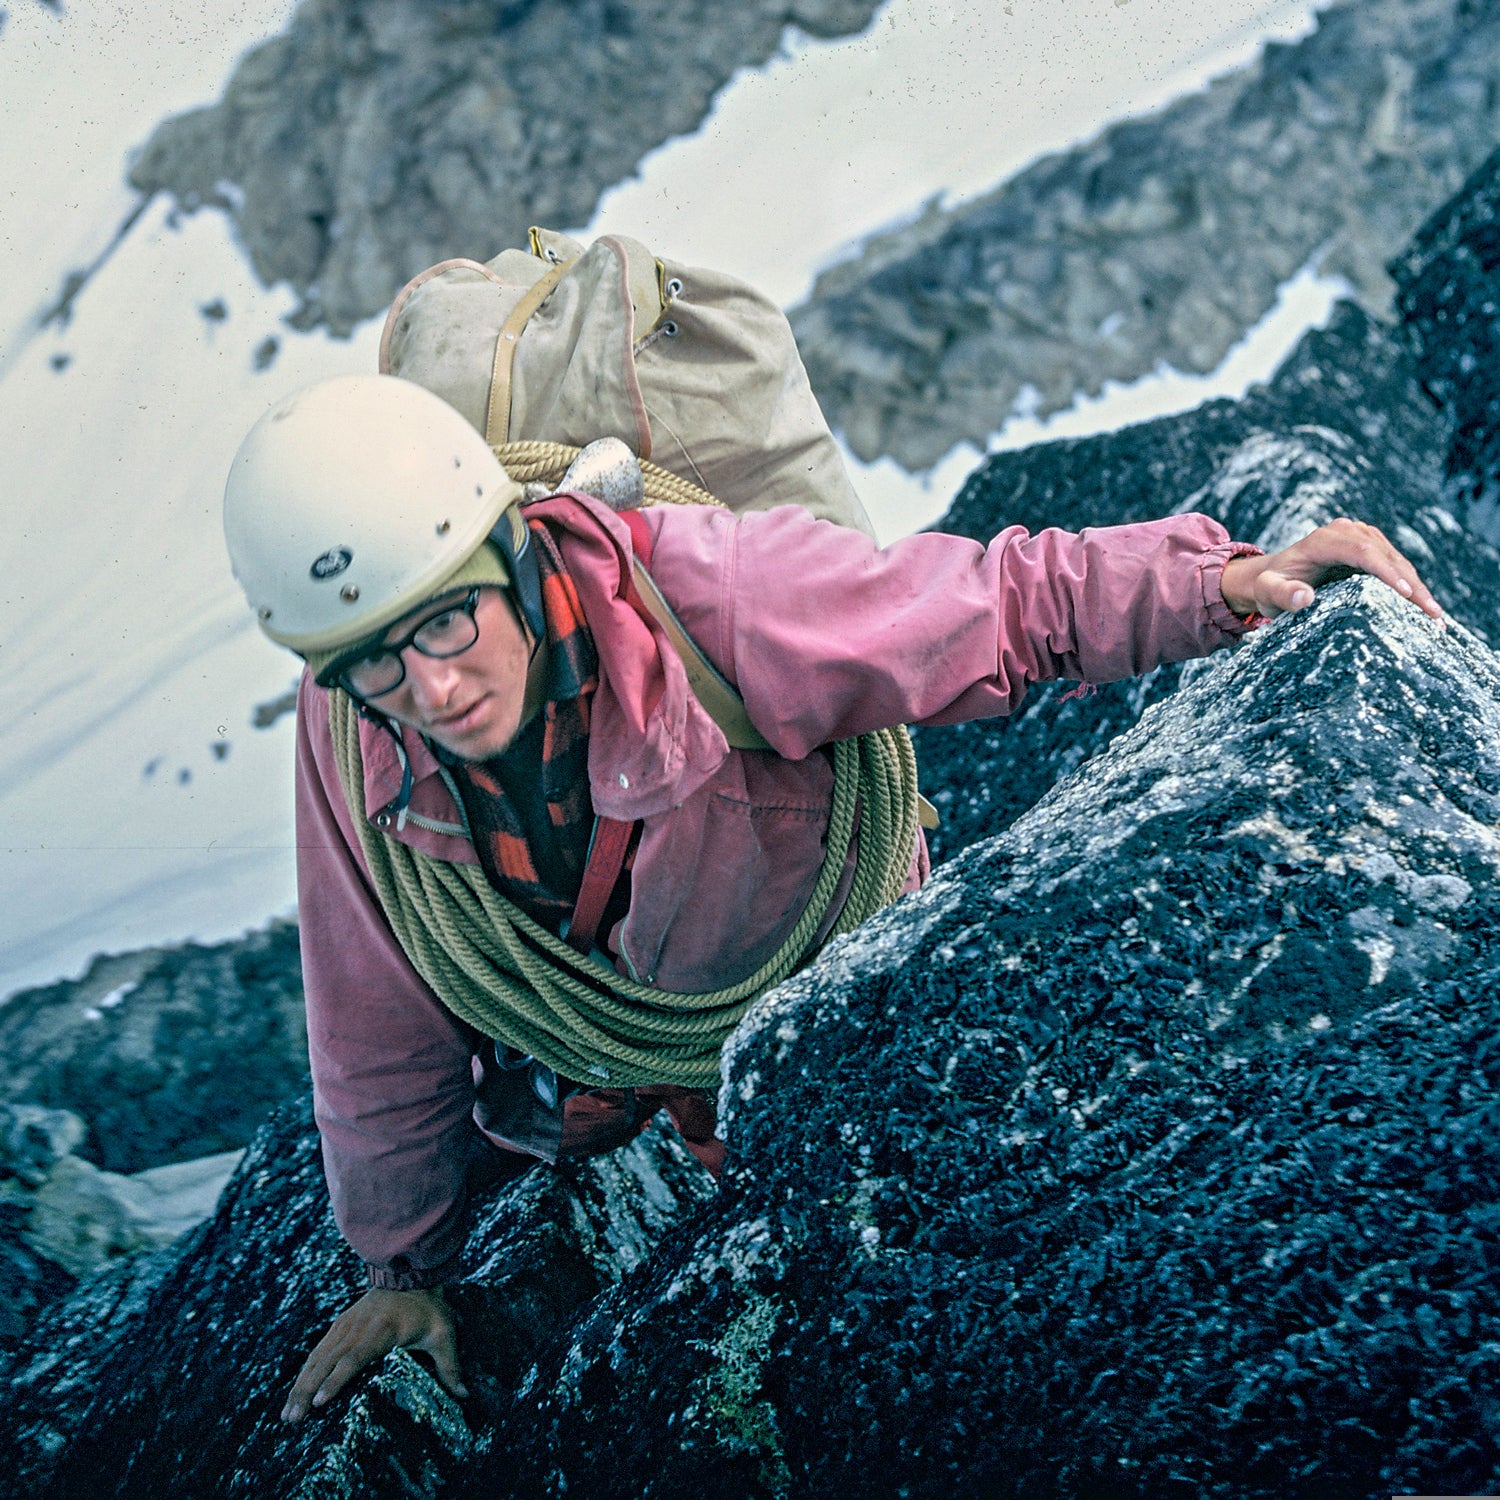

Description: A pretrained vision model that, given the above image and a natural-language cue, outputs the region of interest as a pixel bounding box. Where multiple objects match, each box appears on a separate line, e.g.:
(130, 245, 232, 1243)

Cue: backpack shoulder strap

(566, 502, 778, 959)
(485, 262, 570, 445)
(617, 508, 774, 754)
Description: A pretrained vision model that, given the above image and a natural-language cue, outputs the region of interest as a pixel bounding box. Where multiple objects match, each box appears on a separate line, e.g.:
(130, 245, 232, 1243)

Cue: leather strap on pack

(617, 508, 773, 753)
(484, 263, 569, 446)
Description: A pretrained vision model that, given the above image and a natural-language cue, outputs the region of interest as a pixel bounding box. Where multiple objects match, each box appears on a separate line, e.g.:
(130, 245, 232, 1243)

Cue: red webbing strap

(567, 815, 635, 956)
(620, 505, 653, 567)
(565, 508, 653, 957)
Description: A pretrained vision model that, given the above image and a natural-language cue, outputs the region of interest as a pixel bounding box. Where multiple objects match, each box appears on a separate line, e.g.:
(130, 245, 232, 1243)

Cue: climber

(220, 374, 1442, 1425)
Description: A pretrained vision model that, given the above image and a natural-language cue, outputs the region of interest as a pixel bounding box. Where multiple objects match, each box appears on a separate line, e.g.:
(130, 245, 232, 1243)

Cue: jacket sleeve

(294, 672, 481, 1289)
(650, 506, 1259, 760)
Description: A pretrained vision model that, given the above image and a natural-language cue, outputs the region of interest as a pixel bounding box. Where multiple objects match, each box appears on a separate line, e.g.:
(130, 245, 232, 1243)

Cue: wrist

(1219, 556, 1258, 619)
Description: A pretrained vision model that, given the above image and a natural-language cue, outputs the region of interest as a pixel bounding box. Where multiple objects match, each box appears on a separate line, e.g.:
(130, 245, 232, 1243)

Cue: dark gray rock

(0, 1105, 86, 1191)
(128, 0, 883, 336)
(0, 921, 306, 1174)
(1393, 142, 1500, 543)
(917, 293, 1500, 865)
(0, 925, 302, 1351)
(0, 1097, 715, 1497)
(793, 0, 1500, 467)
(481, 569, 1499, 1499)
(0, 1205, 73, 1356)
(0, 1106, 84, 1352)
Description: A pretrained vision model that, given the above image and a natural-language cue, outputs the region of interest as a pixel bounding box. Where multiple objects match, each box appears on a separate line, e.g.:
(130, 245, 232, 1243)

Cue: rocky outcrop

(8, 148, 1500, 1500)
(2, 1097, 716, 1497)
(793, 0, 1500, 468)
(0, 1107, 82, 1351)
(128, 0, 883, 335)
(486, 578, 1500, 1499)
(0, 920, 306, 1176)
(0, 1101, 240, 1355)
(914, 143, 1500, 865)
(915, 299, 1500, 864)
(1393, 144, 1500, 537)
(0, 924, 303, 1357)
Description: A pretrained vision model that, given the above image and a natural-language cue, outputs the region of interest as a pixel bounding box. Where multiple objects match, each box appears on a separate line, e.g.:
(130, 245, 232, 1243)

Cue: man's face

(360, 587, 536, 760)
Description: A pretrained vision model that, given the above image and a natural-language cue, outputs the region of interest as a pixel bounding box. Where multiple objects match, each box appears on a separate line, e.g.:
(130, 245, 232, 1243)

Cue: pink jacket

(294, 494, 1258, 1286)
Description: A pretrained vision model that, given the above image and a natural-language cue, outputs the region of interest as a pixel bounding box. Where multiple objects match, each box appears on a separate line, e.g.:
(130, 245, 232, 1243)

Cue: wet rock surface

(793, 0, 1500, 467)
(128, 0, 882, 336)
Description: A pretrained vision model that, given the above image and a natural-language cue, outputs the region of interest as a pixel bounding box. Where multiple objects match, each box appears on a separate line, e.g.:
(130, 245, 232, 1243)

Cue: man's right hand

(281, 1286, 468, 1423)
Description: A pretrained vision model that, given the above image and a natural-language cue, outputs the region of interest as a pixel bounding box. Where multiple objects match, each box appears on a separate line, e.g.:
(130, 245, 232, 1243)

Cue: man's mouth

(428, 697, 488, 735)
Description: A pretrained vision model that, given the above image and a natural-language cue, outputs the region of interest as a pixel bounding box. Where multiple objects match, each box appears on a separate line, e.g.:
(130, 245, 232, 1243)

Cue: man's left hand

(1219, 517, 1444, 623)
(280, 1286, 466, 1424)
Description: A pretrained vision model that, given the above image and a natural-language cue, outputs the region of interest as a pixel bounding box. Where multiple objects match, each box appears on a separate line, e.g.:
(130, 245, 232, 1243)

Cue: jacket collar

(354, 491, 733, 827)
(526, 493, 733, 819)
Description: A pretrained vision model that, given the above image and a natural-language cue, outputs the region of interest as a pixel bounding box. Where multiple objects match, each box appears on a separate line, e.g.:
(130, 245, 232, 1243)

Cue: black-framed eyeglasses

(335, 588, 483, 699)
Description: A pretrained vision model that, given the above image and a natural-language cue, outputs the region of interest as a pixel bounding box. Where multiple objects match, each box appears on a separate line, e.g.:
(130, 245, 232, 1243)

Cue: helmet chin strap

(488, 507, 551, 740)
(489, 509, 546, 644)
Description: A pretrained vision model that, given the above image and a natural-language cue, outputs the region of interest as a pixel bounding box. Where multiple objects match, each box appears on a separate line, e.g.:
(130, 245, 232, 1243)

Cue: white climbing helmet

(223, 374, 524, 655)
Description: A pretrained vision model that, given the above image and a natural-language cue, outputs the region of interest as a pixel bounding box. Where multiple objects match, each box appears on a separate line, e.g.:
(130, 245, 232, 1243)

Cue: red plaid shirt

(447, 521, 630, 937)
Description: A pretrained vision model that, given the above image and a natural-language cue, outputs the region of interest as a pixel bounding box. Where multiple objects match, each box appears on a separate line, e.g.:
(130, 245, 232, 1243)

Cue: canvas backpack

(378, 226, 875, 538)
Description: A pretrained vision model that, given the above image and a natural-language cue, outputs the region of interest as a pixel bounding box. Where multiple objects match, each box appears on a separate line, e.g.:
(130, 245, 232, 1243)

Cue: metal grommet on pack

(661, 321, 679, 337)
(664, 277, 684, 300)
(375, 812, 392, 829)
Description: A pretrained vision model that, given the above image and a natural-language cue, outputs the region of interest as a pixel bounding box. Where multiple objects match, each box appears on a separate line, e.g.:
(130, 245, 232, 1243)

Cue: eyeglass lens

(343, 597, 480, 697)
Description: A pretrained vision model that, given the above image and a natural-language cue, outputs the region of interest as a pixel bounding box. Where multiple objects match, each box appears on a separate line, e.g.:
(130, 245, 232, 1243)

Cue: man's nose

(402, 649, 460, 710)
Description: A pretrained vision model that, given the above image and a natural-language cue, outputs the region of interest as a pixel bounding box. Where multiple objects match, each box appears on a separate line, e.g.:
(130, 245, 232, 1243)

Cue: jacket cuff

(365, 1250, 463, 1291)
(1200, 541, 1267, 635)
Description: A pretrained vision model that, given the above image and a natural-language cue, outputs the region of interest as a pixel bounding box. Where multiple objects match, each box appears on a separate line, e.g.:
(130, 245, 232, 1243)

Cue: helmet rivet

(258, 607, 273, 621)
(436, 519, 451, 535)
(340, 584, 360, 603)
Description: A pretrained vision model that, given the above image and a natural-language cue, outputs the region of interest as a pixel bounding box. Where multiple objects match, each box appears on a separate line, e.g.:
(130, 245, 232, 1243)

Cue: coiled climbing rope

(327, 440, 922, 1088)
